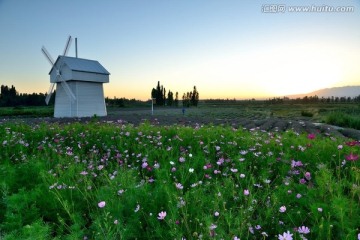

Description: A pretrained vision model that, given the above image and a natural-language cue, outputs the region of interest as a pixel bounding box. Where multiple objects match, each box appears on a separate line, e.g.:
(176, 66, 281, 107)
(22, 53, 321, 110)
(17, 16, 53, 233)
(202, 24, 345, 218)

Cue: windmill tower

(42, 36, 110, 118)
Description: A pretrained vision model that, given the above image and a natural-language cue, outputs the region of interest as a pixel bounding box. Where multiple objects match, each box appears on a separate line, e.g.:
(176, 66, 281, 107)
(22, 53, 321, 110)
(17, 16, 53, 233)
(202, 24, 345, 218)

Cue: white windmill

(42, 36, 110, 118)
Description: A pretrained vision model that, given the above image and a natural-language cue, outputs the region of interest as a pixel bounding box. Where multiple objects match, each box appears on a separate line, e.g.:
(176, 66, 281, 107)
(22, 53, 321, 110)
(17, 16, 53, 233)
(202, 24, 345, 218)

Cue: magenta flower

(98, 201, 106, 208)
(307, 133, 316, 140)
(346, 153, 359, 161)
(346, 141, 359, 147)
(298, 226, 310, 234)
(157, 211, 166, 220)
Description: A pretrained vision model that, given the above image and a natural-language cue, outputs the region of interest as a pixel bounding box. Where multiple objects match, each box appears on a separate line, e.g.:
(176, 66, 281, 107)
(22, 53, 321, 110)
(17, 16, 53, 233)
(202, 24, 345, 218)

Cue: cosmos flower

(345, 153, 359, 161)
(157, 211, 166, 220)
(278, 231, 293, 240)
(307, 133, 316, 140)
(297, 226, 310, 234)
(175, 183, 184, 189)
(279, 206, 286, 213)
(98, 201, 106, 208)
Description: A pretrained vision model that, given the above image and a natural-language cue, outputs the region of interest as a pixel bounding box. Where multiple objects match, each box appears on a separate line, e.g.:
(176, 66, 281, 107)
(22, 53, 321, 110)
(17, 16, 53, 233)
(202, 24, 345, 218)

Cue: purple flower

(305, 172, 311, 180)
(175, 183, 184, 190)
(157, 211, 166, 220)
(298, 226, 310, 234)
(278, 231, 293, 240)
(98, 201, 106, 208)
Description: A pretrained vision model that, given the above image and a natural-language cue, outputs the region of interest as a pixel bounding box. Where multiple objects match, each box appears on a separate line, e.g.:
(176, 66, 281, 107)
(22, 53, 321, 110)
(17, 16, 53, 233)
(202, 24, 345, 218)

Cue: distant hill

(286, 86, 360, 99)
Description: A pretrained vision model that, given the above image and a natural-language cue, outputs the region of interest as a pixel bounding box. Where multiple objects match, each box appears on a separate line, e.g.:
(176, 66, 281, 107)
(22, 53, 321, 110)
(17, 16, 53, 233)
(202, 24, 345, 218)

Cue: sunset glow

(0, 0, 359, 100)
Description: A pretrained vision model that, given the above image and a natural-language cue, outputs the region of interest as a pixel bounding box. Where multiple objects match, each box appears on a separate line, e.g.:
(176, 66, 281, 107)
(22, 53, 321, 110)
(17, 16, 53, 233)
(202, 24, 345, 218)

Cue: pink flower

(244, 189, 250, 196)
(278, 231, 293, 240)
(98, 201, 106, 208)
(305, 172, 311, 180)
(157, 211, 166, 220)
(214, 211, 219, 217)
(345, 153, 359, 161)
(279, 206, 286, 213)
(297, 226, 310, 234)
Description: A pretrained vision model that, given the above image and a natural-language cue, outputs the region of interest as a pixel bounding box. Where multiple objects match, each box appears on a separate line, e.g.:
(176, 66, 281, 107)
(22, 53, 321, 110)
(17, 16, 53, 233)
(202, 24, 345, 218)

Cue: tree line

(151, 81, 199, 107)
(266, 95, 360, 104)
(0, 85, 54, 107)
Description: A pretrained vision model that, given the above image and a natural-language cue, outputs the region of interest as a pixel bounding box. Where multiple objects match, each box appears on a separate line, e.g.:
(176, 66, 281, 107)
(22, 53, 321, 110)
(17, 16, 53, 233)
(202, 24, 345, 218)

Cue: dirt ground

(1, 108, 360, 140)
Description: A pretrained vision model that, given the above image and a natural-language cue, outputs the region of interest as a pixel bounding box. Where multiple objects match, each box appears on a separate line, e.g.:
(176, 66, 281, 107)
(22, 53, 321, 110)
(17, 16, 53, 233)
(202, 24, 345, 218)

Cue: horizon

(1, 1, 359, 101)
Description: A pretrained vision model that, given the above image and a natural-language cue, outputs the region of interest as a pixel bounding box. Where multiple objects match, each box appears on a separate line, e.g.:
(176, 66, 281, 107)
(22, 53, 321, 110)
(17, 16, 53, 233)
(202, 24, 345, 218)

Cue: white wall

(53, 81, 107, 117)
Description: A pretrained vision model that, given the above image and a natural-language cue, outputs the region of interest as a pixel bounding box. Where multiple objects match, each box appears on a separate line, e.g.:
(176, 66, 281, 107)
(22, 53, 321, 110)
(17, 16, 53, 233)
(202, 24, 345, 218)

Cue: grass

(325, 112, 360, 130)
(0, 121, 359, 239)
(0, 106, 53, 117)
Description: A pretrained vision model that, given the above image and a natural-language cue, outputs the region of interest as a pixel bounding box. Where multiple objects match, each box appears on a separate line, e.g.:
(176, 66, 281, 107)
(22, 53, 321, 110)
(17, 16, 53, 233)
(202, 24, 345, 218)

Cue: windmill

(42, 36, 76, 105)
(41, 36, 110, 118)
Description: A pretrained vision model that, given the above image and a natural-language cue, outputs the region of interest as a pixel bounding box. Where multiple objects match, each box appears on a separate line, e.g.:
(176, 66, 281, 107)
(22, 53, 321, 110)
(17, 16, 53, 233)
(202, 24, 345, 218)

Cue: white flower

(189, 168, 194, 173)
(134, 204, 140, 212)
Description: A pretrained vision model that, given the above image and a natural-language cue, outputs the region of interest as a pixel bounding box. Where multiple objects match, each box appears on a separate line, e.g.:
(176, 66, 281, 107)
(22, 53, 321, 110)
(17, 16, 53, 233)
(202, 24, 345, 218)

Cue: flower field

(0, 120, 359, 239)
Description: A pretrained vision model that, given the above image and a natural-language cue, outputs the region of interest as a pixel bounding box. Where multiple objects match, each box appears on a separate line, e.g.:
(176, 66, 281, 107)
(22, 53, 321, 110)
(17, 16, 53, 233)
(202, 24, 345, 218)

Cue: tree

(174, 92, 179, 107)
(167, 90, 174, 106)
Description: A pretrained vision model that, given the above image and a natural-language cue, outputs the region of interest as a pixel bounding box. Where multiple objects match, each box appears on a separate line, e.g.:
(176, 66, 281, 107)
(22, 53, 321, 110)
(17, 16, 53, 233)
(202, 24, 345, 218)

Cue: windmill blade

(41, 46, 55, 66)
(59, 75, 76, 101)
(63, 35, 72, 56)
(45, 83, 56, 105)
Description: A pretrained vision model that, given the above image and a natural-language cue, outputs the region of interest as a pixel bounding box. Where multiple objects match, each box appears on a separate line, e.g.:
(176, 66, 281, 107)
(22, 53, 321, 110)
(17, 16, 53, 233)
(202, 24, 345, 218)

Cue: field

(1, 102, 360, 239)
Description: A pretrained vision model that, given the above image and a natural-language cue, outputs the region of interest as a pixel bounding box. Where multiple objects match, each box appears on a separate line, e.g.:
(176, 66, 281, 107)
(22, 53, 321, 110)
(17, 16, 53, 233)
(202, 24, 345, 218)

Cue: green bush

(301, 110, 314, 117)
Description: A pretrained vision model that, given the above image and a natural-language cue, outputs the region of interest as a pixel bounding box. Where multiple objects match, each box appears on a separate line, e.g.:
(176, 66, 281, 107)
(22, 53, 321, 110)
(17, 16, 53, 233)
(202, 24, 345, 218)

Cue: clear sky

(0, 0, 359, 100)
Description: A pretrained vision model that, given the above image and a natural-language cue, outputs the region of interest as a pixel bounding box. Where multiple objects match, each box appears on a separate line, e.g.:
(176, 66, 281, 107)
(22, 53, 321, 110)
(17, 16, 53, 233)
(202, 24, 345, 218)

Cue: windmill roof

(50, 56, 110, 75)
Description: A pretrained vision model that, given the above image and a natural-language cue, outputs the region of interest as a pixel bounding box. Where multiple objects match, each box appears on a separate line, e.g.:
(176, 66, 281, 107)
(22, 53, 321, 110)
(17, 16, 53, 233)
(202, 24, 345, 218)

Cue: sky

(0, 0, 359, 100)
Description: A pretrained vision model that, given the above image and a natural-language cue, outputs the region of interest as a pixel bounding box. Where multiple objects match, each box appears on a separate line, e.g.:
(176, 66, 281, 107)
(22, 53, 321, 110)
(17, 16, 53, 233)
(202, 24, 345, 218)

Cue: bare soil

(1, 108, 360, 140)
